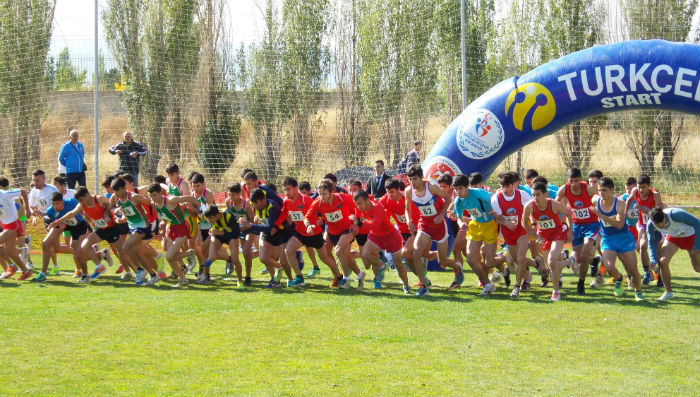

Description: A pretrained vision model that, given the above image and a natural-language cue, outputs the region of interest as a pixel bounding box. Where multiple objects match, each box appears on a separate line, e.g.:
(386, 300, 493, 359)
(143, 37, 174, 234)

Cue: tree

(244, 0, 291, 182)
(281, 0, 331, 170)
(622, 0, 698, 174)
(53, 47, 87, 90)
(0, 0, 55, 186)
(357, 0, 437, 167)
(97, 50, 121, 91)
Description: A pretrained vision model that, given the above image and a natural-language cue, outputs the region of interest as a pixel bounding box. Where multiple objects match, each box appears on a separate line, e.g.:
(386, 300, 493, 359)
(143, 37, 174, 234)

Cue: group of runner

(0, 162, 698, 302)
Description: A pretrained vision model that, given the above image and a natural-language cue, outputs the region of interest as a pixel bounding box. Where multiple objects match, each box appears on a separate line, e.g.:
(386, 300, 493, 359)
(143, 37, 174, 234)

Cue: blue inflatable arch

(421, 40, 700, 182)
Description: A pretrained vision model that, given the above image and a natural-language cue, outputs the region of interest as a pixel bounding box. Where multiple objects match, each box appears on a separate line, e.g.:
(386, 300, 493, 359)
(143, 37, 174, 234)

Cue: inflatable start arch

(421, 39, 700, 182)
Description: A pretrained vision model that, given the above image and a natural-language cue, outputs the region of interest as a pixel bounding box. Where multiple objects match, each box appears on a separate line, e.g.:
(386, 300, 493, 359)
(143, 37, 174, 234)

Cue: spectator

(366, 159, 390, 198)
(396, 140, 422, 174)
(108, 131, 147, 186)
(58, 129, 86, 189)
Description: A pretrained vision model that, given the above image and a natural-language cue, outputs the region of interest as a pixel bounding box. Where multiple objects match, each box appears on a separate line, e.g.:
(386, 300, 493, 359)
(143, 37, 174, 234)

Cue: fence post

(93, 0, 99, 192)
(460, 0, 467, 110)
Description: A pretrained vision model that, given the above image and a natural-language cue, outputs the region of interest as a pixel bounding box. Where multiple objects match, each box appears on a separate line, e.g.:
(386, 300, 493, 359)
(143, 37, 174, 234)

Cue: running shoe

(306, 267, 321, 278)
(288, 276, 306, 288)
(265, 279, 276, 288)
(32, 272, 46, 283)
(172, 279, 189, 288)
(642, 271, 652, 285)
(90, 264, 107, 279)
(569, 251, 579, 274)
(510, 286, 520, 298)
(18, 270, 33, 281)
(244, 276, 252, 287)
(375, 264, 387, 283)
(357, 271, 366, 290)
(521, 281, 531, 292)
(331, 276, 341, 288)
(634, 291, 644, 301)
(135, 269, 146, 285)
(101, 248, 114, 267)
(273, 268, 281, 283)
(120, 272, 134, 280)
(145, 275, 160, 286)
(78, 274, 91, 283)
(590, 275, 603, 288)
(415, 283, 429, 296)
(489, 271, 502, 284)
(577, 279, 585, 295)
(657, 291, 674, 301)
(446, 281, 461, 291)
(503, 267, 511, 288)
(236, 280, 244, 290)
(186, 249, 196, 272)
(339, 278, 350, 289)
(296, 251, 305, 271)
(200, 275, 213, 285)
(1, 266, 17, 279)
(613, 279, 623, 297)
(48, 266, 60, 276)
(478, 283, 496, 296)
(373, 279, 382, 289)
(72, 269, 82, 278)
(453, 264, 464, 287)
(550, 290, 561, 302)
(403, 285, 412, 295)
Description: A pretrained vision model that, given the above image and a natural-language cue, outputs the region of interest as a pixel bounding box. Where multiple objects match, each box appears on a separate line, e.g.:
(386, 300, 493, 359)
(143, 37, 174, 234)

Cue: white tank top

(655, 209, 695, 238)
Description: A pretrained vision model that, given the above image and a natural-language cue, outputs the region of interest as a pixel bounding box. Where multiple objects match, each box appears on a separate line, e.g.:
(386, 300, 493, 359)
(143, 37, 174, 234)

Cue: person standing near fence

(58, 129, 86, 189)
(396, 141, 422, 174)
(108, 131, 147, 186)
(366, 160, 390, 199)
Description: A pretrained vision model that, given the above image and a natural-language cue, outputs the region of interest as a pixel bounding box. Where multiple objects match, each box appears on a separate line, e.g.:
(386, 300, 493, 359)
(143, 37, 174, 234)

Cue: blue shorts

(572, 223, 600, 247)
(601, 231, 636, 253)
(129, 226, 153, 241)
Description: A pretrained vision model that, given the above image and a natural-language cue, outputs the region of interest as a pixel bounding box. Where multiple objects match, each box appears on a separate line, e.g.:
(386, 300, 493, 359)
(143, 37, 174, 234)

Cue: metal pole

(460, 0, 467, 110)
(93, 0, 99, 192)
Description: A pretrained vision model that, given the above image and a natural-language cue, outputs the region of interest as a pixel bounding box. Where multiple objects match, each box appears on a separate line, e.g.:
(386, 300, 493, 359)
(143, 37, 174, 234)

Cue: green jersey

(195, 188, 212, 229)
(228, 200, 249, 222)
(168, 178, 184, 197)
(116, 191, 147, 229)
(154, 200, 186, 226)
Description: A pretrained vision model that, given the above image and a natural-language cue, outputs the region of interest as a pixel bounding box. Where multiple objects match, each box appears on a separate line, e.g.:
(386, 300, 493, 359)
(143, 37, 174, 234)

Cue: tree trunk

(657, 111, 674, 172)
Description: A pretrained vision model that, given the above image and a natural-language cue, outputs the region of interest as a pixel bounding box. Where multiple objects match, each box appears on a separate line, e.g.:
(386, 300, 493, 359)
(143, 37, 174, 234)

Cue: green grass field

(1, 252, 699, 397)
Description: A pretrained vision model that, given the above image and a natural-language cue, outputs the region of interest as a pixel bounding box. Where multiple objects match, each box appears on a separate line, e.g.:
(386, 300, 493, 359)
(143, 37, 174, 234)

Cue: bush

(196, 104, 241, 181)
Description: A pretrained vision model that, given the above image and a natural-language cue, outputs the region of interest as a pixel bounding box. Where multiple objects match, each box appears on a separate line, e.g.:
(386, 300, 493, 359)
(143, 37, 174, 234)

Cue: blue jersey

(620, 193, 638, 226)
(453, 188, 493, 223)
(46, 198, 85, 226)
(518, 184, 532, 195)
(597, 198, 626, 237)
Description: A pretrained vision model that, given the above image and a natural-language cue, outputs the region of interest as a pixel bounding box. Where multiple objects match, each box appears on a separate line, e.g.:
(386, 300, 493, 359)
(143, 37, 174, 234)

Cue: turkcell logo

(456, 109, 505, 160)
(505, 83, 556, 132)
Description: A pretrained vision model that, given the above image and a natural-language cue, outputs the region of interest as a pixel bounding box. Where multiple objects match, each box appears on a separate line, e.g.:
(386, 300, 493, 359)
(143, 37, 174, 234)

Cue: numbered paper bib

(642, 213, 650, 224)
(396, 214, 407, 224)
(467, 208, 482, 219)
(627, 208, 640, 219)
(418, 204, 437, 217)
(289, 211, 304, 222)
(93, 218, 109, 229)
(503, 215, 519, 225)
(325, 210, 343, 223)
(122, 206, 137, 217)
(65, 218, 78, 226)
(572, 208, 590, 219)
(537, 218, 556, 230)
(39, 198, 49, 209)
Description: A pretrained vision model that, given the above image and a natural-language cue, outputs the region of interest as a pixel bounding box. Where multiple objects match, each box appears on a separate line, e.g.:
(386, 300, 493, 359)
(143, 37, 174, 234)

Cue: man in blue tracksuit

(58, 129, 86, 189)
(647, 207, 700, 301)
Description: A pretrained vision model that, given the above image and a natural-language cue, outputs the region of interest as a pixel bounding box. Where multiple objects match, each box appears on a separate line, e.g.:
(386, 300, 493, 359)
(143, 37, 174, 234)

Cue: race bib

(122, 206, 137, 217)
(289, 211, 304, 222)
(65, 218, 78, 226)
(537, 218, 556, 230)
(39, 198, 49, 209)
(627, 208, 640, 219)
(396, 214, 407, 224)
(325, 210, 343, 223)
(642, 213, 650, 224)
(419, 204, 437, 217)
(467, 208, 482, 219)
(503, 215, 519, 225)
(572, 208, 590, 219)
(93, 218, 109, 229)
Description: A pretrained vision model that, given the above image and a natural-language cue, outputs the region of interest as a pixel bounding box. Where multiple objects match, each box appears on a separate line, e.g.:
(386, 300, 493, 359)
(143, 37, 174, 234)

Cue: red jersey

(82, 195, 115, 230)
(531, 199, 564, 232)
(356, 203, 395, 237)
(379, 194, 408, 233)
(635, 188, 658, 226)
(496, 189, 527, 241)
(283, 193, 318, 236)
(353, 193, 376, 235)
(132, 188, 157, 223)
(564, 181, 597, 224)
(411, 182, 445, 226)
(305, 193, 356, 235)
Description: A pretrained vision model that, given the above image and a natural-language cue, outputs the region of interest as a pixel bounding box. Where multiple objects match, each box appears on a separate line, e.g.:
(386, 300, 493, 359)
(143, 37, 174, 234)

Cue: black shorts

(201, 228, 210, 242)
(293, 231, 325, 249)
(328, 230, 350, 246)
(95, 224, 126, 244)
(261, 227, 291, 247)
(355, 233, 368, 247)
(215, 231, 240, 245)
(401, 233, 412, 244)
(117, 222, 129, 235)
(65, 221, 90, 240)
(450, 218, 460, 236)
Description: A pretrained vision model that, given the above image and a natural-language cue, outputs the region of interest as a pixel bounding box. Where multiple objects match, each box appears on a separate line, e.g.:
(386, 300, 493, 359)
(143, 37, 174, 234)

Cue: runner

(589, 177, 643, 300)
(28, 169, 62, 275)
(110, 177, 160, 286)
(282, 177, 343, 288)
(203, 205, 242, 287)
(522, 182, 576, 301)
(587, 169, 604, 284)
(41, 192, 91, 283)
(404, 165, 458, 296)
(646, 207, 700, 301)
(0, 177, 32, 271)
(491, 171, 536, 297)
(147, 183, 197, 288)
(165, 163, 202, 274)
(304, 180, 364, 289)
(226, 183, 257, 286)
(191, 173, 217, 273)
(352, 190, 410, 291)
(0, 186, 32, 281)
(42, 187, 124, 283)
(625, 174, 665, 286)
(451, 173, 496, 294)
(556, 168, 600, 295)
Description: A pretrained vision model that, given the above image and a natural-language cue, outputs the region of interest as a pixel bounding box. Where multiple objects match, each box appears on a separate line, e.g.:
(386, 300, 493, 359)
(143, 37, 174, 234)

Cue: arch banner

(422, 40, 700, 182)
